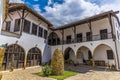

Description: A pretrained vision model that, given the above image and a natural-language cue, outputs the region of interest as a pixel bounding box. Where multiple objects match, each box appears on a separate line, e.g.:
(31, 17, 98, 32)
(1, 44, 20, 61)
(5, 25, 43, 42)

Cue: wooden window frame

(23, 19, 31, 33)
(86, 32, 92, 41)
(14, 19, 21, 32)
(66, 35, 71, 44)
(107, 50, 114, 59)
(5, 21, 11, 31)
(44, 29, 48, 39)
(100, 29, 108, 39)
(32, 23, 38, 36)
(38, 27, 43, 37)
(77, 33, 82, 42)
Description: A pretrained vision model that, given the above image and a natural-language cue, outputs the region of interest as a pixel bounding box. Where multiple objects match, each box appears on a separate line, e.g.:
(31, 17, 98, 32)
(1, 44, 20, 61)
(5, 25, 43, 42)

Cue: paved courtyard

(1, 65, 120, 80)
(1, 66, 55, 80)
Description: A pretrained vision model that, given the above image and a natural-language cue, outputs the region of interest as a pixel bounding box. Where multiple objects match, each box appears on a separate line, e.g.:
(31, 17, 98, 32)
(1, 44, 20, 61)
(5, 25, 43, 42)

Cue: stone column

(24, 54, 27, 69)
(74, 53, 77, 65)
(92, 55, 95, 67)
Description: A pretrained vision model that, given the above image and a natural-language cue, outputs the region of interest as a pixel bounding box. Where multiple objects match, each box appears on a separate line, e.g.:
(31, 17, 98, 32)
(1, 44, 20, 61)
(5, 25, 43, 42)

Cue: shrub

(42, 65, 51, 76)
(65, 59, 72, 64)
(10, 67, 14, 72)
(111, 64, 116, 70)
(0, 73, 2, 80)
(51, 48, 64, 75)
(0, 47, 5, 79)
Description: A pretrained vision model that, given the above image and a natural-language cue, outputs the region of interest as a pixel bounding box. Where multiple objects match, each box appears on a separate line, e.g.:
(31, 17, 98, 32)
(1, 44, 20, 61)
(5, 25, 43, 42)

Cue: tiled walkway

(1, 66, 55, 80)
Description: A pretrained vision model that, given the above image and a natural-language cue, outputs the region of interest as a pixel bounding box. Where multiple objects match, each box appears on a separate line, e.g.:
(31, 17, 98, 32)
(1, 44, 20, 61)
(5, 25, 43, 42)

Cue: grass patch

(36, 70, 79, 80)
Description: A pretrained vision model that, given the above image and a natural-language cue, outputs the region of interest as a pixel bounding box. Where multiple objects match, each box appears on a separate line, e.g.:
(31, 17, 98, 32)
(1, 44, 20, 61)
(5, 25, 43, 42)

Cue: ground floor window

(2, 44, 25, 70)
(107, 50, 114, 59)
(27, 47, 41, 67)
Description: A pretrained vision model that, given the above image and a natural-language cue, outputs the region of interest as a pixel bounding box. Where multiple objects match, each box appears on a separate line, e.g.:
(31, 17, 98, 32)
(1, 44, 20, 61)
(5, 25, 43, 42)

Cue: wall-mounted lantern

(90, 43, 93, 46)
(15, 40, 18, 44)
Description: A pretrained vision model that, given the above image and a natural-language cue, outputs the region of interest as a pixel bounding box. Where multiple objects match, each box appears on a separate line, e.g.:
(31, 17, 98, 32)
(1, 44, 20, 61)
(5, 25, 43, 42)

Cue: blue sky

(1, 0, 120, 27)
(25, 0, 64, 12)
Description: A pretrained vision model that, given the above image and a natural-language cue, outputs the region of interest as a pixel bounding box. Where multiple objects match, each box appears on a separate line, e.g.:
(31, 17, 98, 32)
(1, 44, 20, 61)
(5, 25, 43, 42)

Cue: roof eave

(8, 3, 54, 28)
(54, 10, 118, 30)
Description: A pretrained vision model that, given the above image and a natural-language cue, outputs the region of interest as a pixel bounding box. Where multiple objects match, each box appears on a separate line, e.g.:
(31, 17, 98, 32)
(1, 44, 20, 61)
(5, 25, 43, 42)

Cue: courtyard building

(1, 3, 120, 70)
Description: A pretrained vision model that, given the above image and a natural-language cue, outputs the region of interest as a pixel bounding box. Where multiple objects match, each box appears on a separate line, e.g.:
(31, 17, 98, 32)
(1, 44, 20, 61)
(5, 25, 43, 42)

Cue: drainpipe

(62, 29, 64, 54)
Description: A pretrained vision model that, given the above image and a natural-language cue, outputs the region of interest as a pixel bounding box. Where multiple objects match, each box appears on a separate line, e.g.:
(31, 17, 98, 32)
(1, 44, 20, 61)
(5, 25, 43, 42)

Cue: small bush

(0, 72, 2, 80)
(65, 59, 72, 64)
(10, 67, 14, 72)
(111, 64, 116, 70)
(42, 65, 51, 76)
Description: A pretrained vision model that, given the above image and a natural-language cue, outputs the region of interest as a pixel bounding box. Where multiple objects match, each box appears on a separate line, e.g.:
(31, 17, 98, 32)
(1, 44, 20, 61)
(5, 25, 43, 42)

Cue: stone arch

(76, 46, 92, 64)
(64, 47, 75, 63)
(2, 44, 25, 70)
(93, 44, 116, 67)
(48, 32, 60, 45)
(27, 47, 42, 67)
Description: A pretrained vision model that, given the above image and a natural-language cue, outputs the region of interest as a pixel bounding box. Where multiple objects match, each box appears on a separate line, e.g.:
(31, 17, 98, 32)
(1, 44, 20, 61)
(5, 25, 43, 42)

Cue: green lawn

(36, 70, 79, 80)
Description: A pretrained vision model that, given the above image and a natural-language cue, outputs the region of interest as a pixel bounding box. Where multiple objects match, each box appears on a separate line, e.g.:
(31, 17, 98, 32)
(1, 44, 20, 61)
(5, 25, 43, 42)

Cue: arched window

(27, 47, 42, 67)
(48, 32, 60, 45)
(2, 44, 25, 70)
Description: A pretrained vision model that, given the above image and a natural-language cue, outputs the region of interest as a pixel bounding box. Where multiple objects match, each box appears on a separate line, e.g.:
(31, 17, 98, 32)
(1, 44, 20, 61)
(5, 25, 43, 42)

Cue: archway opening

(48, 32, 60, 45)
(76, 46, 92, 65)
(27, 47, 42, 67)
(2, 44, 25, 70)
(93, 44, 115, 67)
(64, 47, 75, 64)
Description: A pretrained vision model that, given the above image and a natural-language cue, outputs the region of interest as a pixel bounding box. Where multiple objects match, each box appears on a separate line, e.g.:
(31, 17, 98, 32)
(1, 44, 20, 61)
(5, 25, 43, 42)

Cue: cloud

(0, 1, 1, 16)
(48, 0, 53, 6)
(41, 0, 120, 27)
(0, 0, 1, 26)
(33, 4, 41, 13)
(9, 0, 24, 3)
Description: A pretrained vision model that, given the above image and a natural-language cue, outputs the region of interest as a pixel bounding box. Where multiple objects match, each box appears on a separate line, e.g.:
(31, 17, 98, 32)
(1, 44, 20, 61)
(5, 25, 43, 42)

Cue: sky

(0, 1, 2, 28)
(1, 0, 120, 27)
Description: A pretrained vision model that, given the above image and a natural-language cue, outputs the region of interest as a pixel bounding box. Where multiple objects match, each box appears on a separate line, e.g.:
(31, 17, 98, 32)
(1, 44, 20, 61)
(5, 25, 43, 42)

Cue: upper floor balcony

(48, 32, 112, 46)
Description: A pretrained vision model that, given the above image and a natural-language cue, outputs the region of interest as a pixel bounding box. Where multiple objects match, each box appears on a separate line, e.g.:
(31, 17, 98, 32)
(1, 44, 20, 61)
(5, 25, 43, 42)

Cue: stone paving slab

(65, 64, 120, 80)
(65, 71, 120, 80)
(2, 65, 120, 80)
(1, 66, 55, 80)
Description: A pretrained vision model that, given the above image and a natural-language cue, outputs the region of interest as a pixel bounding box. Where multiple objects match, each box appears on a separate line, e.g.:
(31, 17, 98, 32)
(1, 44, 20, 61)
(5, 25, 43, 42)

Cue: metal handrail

(50, 33, 112, 46)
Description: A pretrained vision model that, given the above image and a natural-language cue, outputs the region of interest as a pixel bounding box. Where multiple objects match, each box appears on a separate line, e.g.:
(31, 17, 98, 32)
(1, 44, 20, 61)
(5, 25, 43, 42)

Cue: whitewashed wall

(1, 10, 51, 63)
(50, 17, 119, 69)
(112, 16, 120, 69)
(52, 18, 112, 41)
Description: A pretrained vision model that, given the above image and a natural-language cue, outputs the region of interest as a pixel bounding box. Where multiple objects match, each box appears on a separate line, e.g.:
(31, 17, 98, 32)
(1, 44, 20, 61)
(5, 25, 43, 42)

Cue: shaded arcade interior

(27, 47, 42, 67)
(2, 44, 25, 70)
(48, 32, 60, 45)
